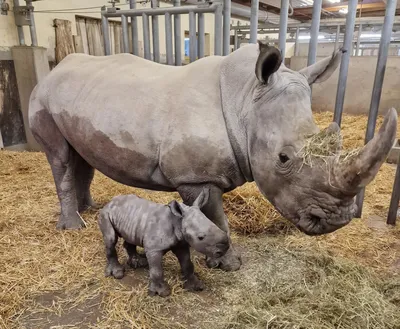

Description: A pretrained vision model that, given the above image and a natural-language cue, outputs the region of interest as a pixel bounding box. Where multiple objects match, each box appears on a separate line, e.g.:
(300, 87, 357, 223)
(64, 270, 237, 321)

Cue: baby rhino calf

(98, 188, 229, 297)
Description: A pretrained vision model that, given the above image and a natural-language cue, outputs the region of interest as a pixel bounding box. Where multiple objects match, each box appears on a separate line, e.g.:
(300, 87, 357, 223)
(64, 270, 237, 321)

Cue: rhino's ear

(255, 41, 282, 84)
(169, 200, 184, 217)
(193, 187, 210, 208)
(299, 48, 346, 85)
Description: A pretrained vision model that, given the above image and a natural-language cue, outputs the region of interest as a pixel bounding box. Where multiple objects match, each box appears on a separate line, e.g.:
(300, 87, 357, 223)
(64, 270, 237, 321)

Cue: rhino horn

(334, 108, 397, 192)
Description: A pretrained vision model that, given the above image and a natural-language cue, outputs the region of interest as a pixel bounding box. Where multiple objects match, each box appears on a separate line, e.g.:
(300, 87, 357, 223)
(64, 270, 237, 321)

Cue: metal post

(151, 0, 160, 62)
(214, 3, 223, 55)
(13, 0, 25, 45)
(189, 11, 197, 62)
(279, 0, 289, 55)
(129, 0, 139, 55)
(355, 23, 362, 56)
(26, 0, 37, 46)
(234, 29, 238, 51)
(334, 25, 340, 52)
(198, 10, 205, 58)
(294, 26, 300, 56)
(101, 15, 111, 55)
(333, 0, 358, 126)
(121, 15, 129, 53)
(355, 0, 397, 218)
(307, 0, 322, 66)
(249, 0, 259, 43)
(142, 13, 151, 60)
(223, 0, 231, 55)
(165, 13, 173, 65)
(173, 0, 182, 66)
(387, 152, 400, 225)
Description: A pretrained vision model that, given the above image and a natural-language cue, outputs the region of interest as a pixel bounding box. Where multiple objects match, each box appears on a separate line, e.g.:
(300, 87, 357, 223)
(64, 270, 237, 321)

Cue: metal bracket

(13, 5, 34, 26)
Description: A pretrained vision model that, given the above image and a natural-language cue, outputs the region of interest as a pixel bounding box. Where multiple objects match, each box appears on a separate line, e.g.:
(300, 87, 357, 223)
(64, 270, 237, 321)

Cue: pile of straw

(0, 112, 400, 329)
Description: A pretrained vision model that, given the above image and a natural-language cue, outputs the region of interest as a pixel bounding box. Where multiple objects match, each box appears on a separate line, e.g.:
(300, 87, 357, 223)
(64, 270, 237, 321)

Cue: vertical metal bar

(129, 0, 139, 55)
(101, 15, 111, 55)
(165, 13, 173, 65)
(249, 0, 259, 43)
(334, 25, 340, 52)
(142, 13, 151, 60)
(151, 0, 160, 62)
(279, 0, 289, 55)
(173, 0, 182, 66)
(223, 0, 231, 55)
(307, 0, 322, 66)
(214, 3, 223, 55)
(121, 15, 129, 53)
(13, 0, 25, 45)
(333, 0, 358, 126)
(387, 152, 400, 225)
(356, 23, 362, 56)
(355, 0, 397, 218)
(198, 11, 205, 58)
(294, 26, 300, 56)
(234, 29, 238, 51)
(26, 0, 38, 46)
(189, 11, 197, 62)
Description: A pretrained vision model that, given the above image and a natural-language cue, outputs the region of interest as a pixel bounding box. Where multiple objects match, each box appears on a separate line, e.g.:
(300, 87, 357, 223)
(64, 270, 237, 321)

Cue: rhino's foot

(148, 281, 171, 297)
(56, 213, 86, 230)
(105, 263, 125, 279)
(183, 274, 205, 292)
(206, 246, 242, 272)
(127, 255, 148, 269)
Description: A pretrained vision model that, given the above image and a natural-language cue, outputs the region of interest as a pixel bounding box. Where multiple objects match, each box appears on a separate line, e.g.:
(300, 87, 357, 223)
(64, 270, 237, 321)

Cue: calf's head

(247, 42, 397, 235)
(169, 188, 229, 258)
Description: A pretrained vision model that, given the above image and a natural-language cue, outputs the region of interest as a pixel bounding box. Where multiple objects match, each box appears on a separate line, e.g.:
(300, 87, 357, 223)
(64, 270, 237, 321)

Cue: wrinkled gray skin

(98, 188, 229, 297)
(29, 41, 397, 272)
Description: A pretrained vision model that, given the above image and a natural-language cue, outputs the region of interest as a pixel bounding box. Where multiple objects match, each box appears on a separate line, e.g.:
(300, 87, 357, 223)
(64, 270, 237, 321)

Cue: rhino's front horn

(334, 108, 397, 192)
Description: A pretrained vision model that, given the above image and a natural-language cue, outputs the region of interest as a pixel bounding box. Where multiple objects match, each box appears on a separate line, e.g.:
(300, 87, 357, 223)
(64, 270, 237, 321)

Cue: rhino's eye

(198, 235, 205, 241)
(279, 153, 290, 164)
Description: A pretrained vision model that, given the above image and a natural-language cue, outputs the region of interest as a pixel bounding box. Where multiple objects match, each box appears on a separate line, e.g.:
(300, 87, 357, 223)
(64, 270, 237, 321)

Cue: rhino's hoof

(105, 264, 125, 279)
(56, 214, 86, 230)
(127, 256, 148, 269)
(148, 281, 171, 297)
(206, 248, 242, 272)
(183, 275, 205, 292)
(78, 200, 101, 212)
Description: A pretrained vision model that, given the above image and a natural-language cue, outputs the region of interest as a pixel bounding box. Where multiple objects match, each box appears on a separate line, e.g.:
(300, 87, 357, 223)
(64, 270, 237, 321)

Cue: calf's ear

(255, 41, 282, 84)
(168, 200, 184, 217)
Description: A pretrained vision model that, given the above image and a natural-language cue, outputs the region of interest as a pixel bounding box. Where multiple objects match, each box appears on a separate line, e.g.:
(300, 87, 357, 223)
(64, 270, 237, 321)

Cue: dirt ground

(1, 112, 400, 329)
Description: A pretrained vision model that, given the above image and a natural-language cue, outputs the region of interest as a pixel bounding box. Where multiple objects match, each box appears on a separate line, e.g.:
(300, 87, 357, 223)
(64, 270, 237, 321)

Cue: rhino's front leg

(178, 185, 242, 272)
(146, 250, 171, 297)
(172, 243, 205, 291)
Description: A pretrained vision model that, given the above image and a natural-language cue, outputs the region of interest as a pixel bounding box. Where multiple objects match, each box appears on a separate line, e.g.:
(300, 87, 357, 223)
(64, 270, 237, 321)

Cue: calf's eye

(279, 153, 290, 164)
(198, 236, 204, 241)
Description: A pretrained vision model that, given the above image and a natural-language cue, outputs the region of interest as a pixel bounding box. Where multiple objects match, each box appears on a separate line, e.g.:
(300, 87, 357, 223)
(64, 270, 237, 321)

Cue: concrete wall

(290, 55, 400, 115)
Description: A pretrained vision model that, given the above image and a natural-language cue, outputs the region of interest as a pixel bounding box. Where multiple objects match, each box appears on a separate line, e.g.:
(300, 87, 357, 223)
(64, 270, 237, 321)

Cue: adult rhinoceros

(28, 42, 397, 271)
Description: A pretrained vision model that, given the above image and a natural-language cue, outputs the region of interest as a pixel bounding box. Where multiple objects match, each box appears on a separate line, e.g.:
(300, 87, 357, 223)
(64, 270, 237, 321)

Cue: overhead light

(339, 7, 348, 14)
(298, 35, 325, 40)
(360, 33, 382, 38)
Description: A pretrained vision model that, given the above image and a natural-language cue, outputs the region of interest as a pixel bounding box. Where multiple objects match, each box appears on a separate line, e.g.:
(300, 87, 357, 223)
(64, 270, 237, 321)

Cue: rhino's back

(33, 53, 245, 190)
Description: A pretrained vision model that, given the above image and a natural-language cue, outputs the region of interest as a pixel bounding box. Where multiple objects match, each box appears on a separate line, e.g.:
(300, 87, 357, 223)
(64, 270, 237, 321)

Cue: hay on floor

(0, 112, 400, 328)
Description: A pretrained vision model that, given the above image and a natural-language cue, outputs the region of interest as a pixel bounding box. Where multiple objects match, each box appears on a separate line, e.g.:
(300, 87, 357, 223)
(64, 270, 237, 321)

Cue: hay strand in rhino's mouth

(297, 127, 361, 168)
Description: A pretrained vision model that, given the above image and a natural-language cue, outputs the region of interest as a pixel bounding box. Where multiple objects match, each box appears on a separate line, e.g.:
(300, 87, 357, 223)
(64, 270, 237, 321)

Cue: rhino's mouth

(296, 203, 357, 236)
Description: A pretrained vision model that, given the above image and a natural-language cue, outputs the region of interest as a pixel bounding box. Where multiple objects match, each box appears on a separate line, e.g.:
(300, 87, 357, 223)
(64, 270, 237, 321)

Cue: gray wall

(291, 55, 400, 115)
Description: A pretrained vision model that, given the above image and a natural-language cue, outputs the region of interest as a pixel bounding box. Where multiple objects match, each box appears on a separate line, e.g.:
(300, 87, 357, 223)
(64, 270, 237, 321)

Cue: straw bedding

(1, 112, 400, 329)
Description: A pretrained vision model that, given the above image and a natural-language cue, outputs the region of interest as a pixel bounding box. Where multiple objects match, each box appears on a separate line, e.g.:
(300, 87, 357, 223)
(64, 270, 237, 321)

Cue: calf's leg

(146, 250, 170, 297)
(123, 241, 148, 268)
(178, 184, 242, 272)
(98, 212, 125, 279)
(172, 244, 204, 291)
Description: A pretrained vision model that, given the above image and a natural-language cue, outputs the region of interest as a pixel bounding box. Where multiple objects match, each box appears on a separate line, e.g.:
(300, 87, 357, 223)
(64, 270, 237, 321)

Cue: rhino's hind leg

(30, 110, 84, 230)
(98, 211, 125, 279)
(178, 184, 242, 272)
(123, 241, 148, 269)
(75, 155, 99, 212)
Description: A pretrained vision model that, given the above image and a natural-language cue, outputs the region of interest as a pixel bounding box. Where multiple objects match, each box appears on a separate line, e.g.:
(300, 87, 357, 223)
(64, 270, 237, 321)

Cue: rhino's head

(240, 42, 397, 235)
